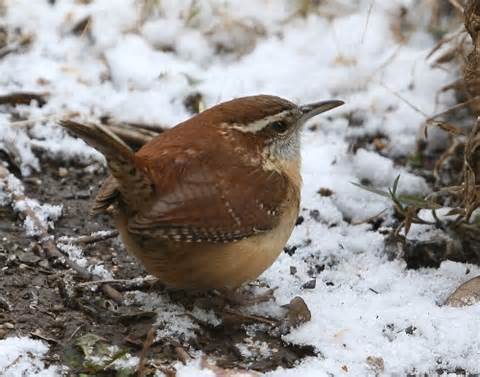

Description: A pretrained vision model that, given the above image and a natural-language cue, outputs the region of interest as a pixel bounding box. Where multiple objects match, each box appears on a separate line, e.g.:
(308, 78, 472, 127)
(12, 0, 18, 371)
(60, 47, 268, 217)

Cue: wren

(59, 95, 343, 289)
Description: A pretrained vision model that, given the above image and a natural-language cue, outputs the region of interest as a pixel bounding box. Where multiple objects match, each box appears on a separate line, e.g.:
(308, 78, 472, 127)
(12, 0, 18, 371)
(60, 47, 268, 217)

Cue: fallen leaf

(279, 296, 312, 334)
(445, 275, 480, 307)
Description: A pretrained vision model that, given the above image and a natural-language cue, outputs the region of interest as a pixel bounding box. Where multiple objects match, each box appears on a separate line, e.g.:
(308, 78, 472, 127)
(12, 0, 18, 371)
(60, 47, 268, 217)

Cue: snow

(0, 173, 25, 205)
(14, 199, 63, 236)
(0, 337, 60, 376)
(125, 291, 200, 340)
(57, 242, 113, 279)
(0, 0, 477, 375)
(173, 360, 216, 377)
(236, 338, 273, 360)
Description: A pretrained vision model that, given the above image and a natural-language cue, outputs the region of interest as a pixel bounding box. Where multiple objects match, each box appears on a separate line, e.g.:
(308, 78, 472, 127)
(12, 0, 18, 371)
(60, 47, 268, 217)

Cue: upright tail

(58, 120, 153, 211)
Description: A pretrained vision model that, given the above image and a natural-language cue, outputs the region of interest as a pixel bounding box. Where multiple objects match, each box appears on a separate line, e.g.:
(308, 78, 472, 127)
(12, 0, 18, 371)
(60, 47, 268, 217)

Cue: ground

(1, 0, 480, 376)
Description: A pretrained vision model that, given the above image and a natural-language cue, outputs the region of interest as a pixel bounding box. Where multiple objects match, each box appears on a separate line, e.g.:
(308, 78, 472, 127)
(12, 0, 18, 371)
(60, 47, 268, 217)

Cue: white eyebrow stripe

(228, 110, 291, 133)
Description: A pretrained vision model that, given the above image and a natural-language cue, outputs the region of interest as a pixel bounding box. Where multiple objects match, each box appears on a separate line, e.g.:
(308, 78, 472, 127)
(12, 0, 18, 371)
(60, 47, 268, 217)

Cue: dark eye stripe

(270, 121, 288, 134)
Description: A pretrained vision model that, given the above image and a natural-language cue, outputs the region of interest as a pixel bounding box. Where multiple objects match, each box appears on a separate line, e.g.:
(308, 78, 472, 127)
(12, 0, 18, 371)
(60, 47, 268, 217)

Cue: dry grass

(356, 0, 480, 266)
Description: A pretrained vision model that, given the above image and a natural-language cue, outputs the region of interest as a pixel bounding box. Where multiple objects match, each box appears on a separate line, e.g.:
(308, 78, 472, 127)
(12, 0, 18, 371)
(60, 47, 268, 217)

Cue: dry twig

(0, 92, 47, 107)
(77, 276, 159, 291)
(137, 325, 158, 377)
(58, 230, 119, 245)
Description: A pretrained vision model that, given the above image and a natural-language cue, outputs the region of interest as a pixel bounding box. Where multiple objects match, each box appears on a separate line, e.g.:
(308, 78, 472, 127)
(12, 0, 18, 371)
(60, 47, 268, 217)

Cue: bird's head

(199, 95, 344, 161)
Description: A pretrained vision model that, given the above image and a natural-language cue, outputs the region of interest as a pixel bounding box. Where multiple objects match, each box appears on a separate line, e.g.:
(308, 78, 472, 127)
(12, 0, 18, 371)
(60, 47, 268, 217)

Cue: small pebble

(58, 167, 68, 177)
(38, 259, 50, 268)
(302, 279, 316, 289)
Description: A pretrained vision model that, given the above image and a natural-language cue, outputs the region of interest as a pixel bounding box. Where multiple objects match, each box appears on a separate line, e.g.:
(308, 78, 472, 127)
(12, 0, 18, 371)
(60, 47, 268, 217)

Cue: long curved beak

(299, 100, 344, 123)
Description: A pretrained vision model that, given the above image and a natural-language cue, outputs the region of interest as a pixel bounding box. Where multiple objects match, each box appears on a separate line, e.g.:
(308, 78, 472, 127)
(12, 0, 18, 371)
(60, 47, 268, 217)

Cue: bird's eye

(269, 121, 288, 134)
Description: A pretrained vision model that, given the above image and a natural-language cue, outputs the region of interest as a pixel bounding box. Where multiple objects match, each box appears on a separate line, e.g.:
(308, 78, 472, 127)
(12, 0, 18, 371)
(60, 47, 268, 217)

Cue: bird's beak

(298, 100, 344, 124)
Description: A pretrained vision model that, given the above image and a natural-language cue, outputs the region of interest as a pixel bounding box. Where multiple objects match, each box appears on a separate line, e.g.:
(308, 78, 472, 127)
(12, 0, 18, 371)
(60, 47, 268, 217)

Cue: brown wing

(127, 147, 288, 243)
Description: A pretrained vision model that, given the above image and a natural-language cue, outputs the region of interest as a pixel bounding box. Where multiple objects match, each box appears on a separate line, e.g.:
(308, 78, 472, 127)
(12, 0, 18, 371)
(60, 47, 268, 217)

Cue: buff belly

(113, 203, 298, 290)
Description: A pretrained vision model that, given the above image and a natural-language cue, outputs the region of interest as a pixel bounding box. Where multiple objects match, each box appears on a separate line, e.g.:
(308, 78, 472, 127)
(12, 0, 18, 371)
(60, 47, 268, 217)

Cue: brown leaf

(403, 207, 416, 236)
(445, 275, 480, 307)
(279, 296, 312, 334)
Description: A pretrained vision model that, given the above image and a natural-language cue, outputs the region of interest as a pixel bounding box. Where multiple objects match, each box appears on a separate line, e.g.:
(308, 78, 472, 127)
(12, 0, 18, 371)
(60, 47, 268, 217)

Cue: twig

(9, 112, 79, 128)
(380, 83, 429, 117)
(426, 96, 480, 122)
(440, 78, 465, 93)
(31, 330, 59, 344)
(381, 84, 474, 138)
(222, 308, 278, 327)
(426, 25, 465, 59)
(3, 356, 22, 372)
(0, 42, 21, 59)
(361, 1, 375, 44)
(350, 208, 387, 225)
(101, 284, 123, 303)
(47, 233, 124, 303)
(433, 138, 462, 181)
(448, 0, 464, 13)
(458, 119, 480, 223)
(58, 230, 119, 245)
(68, 324, 84, 341)
(0, 34, 32, 59)
(0, 92, 47, 107)
(367, 46, 402, 82)
(77, 276, 158, 290)
(137, 326, 158, 377)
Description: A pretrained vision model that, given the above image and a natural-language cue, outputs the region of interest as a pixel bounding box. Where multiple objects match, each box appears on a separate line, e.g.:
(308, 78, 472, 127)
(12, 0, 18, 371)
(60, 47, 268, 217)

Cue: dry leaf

(445, 275, 480, 307)
(279, 296, 312, 334)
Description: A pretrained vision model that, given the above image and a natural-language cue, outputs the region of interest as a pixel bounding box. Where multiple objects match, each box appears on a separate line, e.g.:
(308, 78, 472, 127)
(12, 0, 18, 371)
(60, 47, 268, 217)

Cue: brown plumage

(59, 95, 343, 289)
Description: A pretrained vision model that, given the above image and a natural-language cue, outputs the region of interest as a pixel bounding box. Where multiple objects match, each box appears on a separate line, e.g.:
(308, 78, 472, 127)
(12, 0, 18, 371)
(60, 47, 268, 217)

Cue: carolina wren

(59, 95, 343, 290)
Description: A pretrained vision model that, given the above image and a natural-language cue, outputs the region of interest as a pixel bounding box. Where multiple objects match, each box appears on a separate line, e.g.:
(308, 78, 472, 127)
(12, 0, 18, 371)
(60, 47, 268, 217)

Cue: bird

(59, 95, 343, 291)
